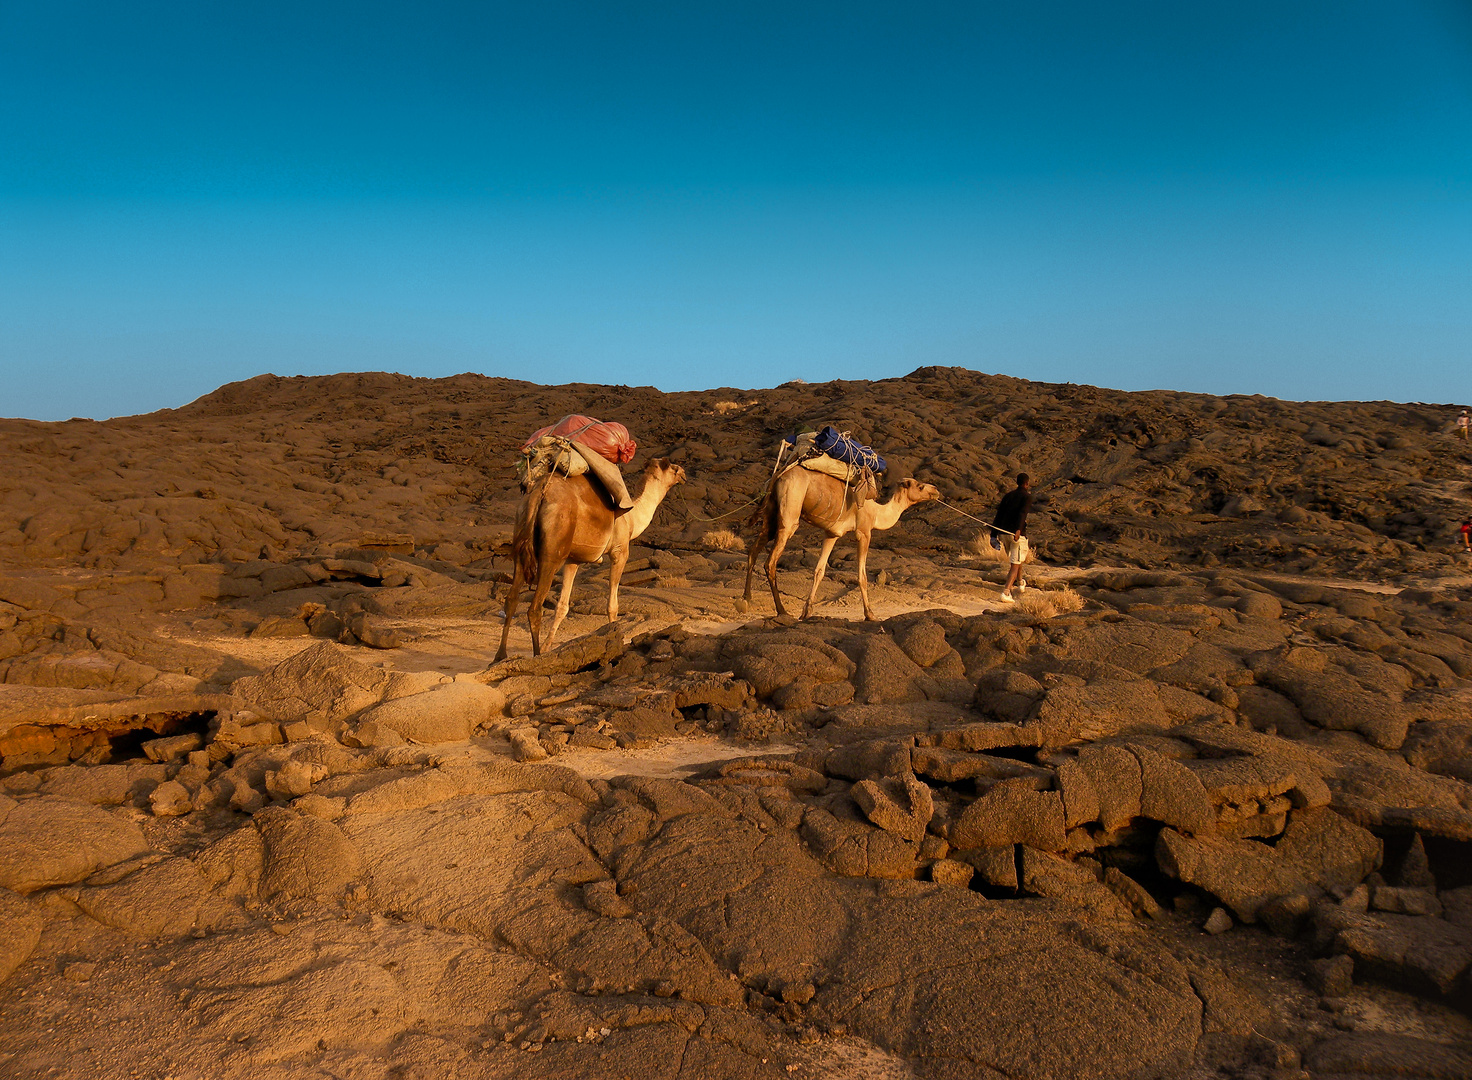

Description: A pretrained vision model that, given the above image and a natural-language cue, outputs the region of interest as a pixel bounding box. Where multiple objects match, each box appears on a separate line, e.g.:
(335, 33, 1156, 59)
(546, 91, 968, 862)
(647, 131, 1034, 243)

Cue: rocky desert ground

(1, 366, 1471, 1080)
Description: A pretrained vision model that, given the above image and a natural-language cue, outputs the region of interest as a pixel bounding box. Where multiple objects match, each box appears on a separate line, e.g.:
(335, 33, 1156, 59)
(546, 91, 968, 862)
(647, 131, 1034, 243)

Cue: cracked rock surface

(3, 370, 1472, 1078)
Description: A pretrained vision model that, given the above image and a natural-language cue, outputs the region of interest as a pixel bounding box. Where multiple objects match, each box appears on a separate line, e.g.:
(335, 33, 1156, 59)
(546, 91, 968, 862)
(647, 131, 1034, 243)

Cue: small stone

(63, 962, 96, 982)
(148, 780, 192, 817)
(1371, 885, 1443, 917)
(264, 760, 323, 800)
(281, 721, 313, 743)
(349, 720, 404, 749)
(1203, 907, 1233, 935)
(583, 879, 632, 918)
(1103, 867, 1163, 919)
(930, 858, 974, 888)
(568, 728, 617, 750)
(851, 775, 933, 842)
(1311, 954, 1354, 997)
(510, 729, 548, 762)
(348, 612, 403, 649)
(1251, 1036, 1300, 1071)
(955, 845, 1017, 890)
(3, 772, 42, 795)
(214, 722, 283, 754)
(142, 734, 202, 763)
(229, 785, 265, 814)
(1259, 893, 1312, 937)
(173, 762, 211, 795)
(919, 835, 950, 860)
(294, 793, 344, 820)
(1397, 833, 1435, 889)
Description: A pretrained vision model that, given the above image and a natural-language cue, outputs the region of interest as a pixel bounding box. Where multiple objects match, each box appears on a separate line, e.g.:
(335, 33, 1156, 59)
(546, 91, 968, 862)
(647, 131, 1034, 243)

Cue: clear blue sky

(3, 1, 1471, 420)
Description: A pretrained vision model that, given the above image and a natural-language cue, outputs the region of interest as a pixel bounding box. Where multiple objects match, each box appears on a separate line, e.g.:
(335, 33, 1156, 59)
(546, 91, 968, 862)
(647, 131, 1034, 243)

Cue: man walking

(1000, 525, 1029, 602)
(991, 472, 1032, 599)
(1458, 410, 1470, 442)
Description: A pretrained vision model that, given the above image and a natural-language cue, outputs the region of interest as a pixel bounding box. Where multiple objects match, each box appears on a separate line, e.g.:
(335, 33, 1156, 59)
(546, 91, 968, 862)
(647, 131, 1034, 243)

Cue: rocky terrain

(1, 367, 1470, 1080)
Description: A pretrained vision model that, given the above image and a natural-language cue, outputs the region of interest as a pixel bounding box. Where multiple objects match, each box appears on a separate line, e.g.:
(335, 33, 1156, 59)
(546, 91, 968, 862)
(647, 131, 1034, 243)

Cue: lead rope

(687, 441, 788, 524)
(932, 499, 1018, 538)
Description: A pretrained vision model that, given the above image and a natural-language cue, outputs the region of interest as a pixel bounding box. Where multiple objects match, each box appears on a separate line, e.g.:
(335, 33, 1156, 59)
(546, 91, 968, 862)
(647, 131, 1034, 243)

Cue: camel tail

(511, 473, 551, 587)
(745, 476, 779, 535)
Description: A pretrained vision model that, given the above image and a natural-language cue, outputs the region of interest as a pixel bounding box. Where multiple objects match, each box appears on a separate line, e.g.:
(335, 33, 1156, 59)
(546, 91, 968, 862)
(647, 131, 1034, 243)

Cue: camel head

(894, 478, 941, 505)
(643, 457, 687, 487)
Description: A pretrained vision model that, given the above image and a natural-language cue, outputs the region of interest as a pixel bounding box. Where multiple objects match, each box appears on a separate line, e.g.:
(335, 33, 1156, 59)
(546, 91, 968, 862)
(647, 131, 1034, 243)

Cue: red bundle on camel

(522, 415, 637, 464)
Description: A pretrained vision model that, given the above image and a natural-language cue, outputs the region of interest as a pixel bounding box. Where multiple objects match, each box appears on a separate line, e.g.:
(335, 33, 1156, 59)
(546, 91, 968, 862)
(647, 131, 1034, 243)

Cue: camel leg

(765, 519, 800, 618)
(495, 567, 525, 662)
(607, 545, 629, 622)
(743, 499, 774, 602)
(743, 533, 767, 602)
(856, 527, 877, 620)
(527, 556, 561, 657)
(545, 563, 579, 651)
(801, 535, 839, 620)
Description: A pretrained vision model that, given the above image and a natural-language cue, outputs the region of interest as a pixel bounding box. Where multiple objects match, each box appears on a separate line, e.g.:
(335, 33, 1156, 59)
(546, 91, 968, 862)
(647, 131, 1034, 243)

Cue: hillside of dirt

(3, 367, 1471, 585)
(1, 368, 1470, 1080)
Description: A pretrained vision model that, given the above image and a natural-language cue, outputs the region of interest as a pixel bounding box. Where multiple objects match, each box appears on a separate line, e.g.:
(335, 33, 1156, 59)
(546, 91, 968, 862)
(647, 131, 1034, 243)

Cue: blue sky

(3, 2, 1471, 419)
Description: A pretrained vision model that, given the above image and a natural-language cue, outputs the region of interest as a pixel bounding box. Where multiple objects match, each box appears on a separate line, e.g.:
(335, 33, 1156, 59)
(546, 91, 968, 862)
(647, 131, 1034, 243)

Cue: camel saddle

(777, 427, 880, 507)
(781, 456, 878, 507)
(518, 435, 634, 509)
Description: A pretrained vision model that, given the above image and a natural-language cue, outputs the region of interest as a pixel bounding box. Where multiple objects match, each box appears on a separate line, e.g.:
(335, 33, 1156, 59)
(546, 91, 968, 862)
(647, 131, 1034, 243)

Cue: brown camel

(743, 468, 941, 620)
(495, 458, 686, 660)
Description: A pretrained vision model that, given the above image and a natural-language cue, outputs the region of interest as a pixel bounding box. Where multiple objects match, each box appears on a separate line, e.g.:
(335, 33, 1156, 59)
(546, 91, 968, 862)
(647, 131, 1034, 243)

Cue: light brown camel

(743, 469, 941, 620)
(495, 458, 686, 660)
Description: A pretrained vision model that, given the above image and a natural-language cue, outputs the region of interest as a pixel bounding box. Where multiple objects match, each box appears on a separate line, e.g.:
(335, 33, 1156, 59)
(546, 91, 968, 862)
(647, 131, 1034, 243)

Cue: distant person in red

(1460, 519, 1471, 552)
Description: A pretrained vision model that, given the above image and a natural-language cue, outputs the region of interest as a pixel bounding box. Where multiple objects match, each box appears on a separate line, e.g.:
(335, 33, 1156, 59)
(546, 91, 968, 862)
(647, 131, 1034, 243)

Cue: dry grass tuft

(711, 399, 760, 414)
(1049, 587, 1087, 614)
(965, 529, 1000, 559)
(967, 530, 1009, 559)
(1016, 588, 1086, 618)
(702, 528, 745, 552)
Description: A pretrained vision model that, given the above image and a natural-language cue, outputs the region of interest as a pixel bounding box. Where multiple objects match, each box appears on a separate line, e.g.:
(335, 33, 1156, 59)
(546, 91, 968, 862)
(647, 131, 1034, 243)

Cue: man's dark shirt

(993, 488, 1032, 534)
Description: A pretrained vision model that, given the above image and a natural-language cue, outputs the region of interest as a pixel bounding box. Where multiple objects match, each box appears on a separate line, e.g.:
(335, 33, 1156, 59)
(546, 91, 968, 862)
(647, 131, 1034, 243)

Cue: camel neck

(622, 477, 674, 540)
(872, 493, 911, 530)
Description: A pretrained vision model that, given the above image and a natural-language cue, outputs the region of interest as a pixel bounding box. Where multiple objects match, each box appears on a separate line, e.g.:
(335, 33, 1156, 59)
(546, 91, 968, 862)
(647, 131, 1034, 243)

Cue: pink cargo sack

(522, 414, 637, 464)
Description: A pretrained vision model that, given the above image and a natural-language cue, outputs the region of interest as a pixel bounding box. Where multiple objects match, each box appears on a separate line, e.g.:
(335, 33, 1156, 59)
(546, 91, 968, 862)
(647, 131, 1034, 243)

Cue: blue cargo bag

(810, 426, 886, 474)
